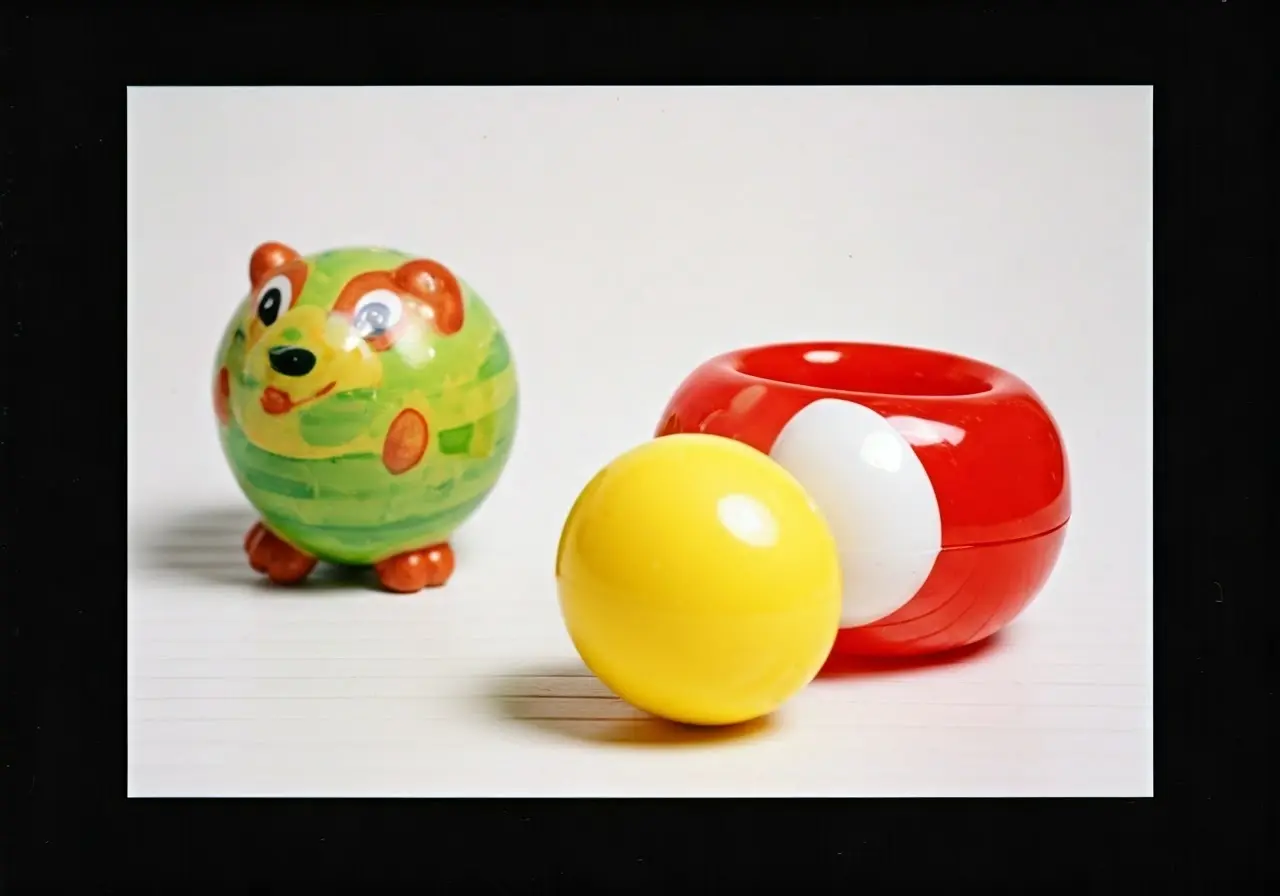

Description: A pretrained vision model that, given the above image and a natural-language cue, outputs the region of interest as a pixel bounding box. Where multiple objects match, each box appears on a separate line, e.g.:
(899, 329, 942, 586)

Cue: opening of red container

(733, 342, 995, 398)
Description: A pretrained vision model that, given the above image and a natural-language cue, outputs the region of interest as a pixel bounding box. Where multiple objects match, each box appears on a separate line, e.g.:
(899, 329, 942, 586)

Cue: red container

(656, 341, 1070, 658)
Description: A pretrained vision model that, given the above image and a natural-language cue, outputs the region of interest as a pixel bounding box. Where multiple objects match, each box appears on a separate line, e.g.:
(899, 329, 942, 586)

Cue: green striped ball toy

(213, 243, 518, 587)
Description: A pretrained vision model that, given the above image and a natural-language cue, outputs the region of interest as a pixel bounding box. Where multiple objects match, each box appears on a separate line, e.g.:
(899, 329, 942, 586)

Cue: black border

(4, 5, 1271, 887)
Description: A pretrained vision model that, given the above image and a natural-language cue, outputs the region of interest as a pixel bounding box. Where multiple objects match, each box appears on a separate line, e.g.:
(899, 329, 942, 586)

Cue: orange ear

(392, 259, 465, 336)
(249, 242, 300, 286)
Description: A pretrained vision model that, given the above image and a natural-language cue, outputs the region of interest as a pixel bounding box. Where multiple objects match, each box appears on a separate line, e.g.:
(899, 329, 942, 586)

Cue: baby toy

(657, 341, 1070, 658)
(213, 242, 518, 592)
(556, 433, 842, 726)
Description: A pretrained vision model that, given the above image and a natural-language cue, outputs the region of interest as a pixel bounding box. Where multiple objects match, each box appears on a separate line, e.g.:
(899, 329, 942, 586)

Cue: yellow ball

(555, 433, 842, 726)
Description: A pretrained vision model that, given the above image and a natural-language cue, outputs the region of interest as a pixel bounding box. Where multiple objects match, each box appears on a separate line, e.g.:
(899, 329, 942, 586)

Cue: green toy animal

(213, 242, 518, 592)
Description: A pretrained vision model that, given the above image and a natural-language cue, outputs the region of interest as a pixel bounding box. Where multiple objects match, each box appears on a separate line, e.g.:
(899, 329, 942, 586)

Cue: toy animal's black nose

(268, 345, 317, 378)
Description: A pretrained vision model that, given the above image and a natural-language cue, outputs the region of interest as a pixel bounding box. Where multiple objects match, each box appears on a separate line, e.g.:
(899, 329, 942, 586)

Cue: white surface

(127, 86, 1154, 797)
(771, 398, 943, 627)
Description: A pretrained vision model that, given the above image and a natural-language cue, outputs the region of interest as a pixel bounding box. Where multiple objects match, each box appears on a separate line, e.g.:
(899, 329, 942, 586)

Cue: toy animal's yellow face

(215, 243, 472, 459)
(248, 297, 387, 409)
(221, 251, 383, 457)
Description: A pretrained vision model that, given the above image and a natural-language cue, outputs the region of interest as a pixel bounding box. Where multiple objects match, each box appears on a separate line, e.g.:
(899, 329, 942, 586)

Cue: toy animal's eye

(255, 274, 293, 327)
(352, 289, 404, 338)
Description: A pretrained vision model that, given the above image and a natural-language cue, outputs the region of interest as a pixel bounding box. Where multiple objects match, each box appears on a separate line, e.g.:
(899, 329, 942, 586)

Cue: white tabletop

(127, 492, 1150, 797)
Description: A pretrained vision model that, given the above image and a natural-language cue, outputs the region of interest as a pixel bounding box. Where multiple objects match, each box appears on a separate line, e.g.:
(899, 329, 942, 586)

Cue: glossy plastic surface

(656, 341, 1070, 657)
(556, 434, 842, 726)
(214, 243, 518, 592)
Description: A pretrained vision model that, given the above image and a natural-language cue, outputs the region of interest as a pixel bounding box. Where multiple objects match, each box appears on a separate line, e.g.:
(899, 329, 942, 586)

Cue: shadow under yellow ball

(555, 434, 843, 727)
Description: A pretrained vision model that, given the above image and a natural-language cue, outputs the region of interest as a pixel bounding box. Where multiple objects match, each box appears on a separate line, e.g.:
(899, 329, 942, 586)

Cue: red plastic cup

(656, 341, 1070, 658)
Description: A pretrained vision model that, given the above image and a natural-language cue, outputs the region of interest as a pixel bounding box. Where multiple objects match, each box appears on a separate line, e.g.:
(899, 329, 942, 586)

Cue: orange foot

(374, 543, 455, 593)
(244, 522, 317, 585)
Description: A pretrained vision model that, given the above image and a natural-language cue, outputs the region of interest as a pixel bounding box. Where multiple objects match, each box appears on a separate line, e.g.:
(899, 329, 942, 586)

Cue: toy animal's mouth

(261, 382, 337, 415)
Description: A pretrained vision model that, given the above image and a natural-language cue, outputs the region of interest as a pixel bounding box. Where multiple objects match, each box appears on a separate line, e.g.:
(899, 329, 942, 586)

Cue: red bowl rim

(707, 340, 1029, 403)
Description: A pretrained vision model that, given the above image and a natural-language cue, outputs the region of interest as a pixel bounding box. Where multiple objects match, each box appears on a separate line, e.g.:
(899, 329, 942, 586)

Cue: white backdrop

(126, 86, 1153, 796)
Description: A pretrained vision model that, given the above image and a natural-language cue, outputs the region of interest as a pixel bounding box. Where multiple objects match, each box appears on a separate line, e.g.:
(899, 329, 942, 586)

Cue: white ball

(769, 398, 942, 627)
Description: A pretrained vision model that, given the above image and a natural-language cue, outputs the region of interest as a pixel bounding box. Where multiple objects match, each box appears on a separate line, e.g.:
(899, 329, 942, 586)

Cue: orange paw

(374, 543, 455, 593)
(244, 522, 317, 585)
(382, 409, 429, 475)
(214, 367, 231, 425)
